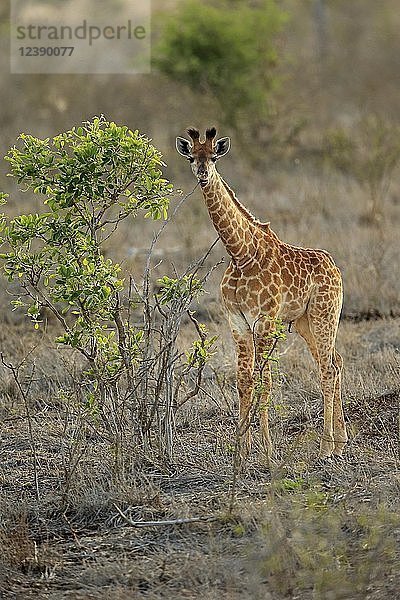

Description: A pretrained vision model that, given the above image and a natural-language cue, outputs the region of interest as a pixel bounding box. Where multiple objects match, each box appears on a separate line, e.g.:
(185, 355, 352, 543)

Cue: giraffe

(176, 126, 347, 463)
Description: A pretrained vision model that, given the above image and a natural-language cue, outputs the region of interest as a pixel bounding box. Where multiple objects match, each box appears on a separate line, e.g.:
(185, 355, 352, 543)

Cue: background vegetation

(0, 1, 398, 598)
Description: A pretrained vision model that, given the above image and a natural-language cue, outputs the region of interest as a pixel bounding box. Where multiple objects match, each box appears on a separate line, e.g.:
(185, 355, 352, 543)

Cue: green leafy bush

(154, 0, 287, 131)
(0, 116, 216, 473)
(1, 117, 172, 366)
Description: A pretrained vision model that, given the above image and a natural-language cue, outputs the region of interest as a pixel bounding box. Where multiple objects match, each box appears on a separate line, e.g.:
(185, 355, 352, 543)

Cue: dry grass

(0, 312, 398, 599)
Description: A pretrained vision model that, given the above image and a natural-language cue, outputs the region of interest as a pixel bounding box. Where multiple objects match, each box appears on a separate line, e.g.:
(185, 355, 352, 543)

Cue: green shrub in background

(154, 0, 287, 134)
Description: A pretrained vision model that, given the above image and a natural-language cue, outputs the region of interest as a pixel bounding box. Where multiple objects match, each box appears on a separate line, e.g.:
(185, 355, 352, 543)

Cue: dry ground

(0, 312, 398, 599)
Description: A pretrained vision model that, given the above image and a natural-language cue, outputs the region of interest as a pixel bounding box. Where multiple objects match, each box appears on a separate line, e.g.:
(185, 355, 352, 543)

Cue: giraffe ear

(215, 137, 231, 158)
(176, 137, 192, 157)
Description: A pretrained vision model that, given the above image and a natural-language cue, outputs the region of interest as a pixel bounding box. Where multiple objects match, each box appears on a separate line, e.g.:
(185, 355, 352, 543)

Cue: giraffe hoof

(318, 450, 334, 461)
(319, 445, 335, 460)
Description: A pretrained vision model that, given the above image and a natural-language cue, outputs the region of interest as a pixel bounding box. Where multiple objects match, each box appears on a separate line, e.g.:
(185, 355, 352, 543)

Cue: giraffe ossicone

(176, 127, 347, 464)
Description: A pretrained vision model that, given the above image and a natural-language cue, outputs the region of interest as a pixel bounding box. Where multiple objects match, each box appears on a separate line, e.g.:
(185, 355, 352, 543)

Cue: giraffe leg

(295, 313, 320, 363)
(295, 314, 333, 456)
(253, 320, 276, 464)
(332, 349, 347, 456)
(317, 352, 338, 458)
(231, 328, 255, 461)
(295, 312, 347, 459)
(257, 360, 273, 464)
(312, 331, 345, 458)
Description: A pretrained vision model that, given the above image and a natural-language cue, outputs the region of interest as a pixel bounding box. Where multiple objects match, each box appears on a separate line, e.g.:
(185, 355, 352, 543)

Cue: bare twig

(112, 503, 218, 528)
(1, 353, 40, 502)
(176, 311, 208, 409)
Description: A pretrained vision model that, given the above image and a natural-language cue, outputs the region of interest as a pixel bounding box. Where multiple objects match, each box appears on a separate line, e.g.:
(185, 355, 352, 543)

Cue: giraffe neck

(202, 172, 268, 270)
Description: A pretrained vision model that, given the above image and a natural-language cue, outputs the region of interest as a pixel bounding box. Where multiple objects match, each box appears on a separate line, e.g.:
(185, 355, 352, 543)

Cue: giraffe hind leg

(331, 348, 347, 456)
(295, 312, 347, 459)
(294, 314, 334, 456)
(294, 313, 320, 363)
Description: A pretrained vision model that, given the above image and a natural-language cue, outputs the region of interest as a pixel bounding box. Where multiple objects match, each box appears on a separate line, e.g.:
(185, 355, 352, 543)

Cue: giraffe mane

(220, 178, 274, 235)
(220, 176, 283, 243)
(220, 179, 256, 223)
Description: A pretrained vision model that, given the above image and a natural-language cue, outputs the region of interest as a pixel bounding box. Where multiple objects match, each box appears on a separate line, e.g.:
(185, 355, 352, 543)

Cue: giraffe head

(176, 127, 231, 187)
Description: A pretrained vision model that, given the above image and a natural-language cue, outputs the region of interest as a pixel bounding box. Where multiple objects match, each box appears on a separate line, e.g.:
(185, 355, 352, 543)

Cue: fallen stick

(112, 503, 218, 528)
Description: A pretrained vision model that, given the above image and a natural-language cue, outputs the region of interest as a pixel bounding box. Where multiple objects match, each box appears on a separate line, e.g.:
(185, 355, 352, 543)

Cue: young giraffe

(176, 127, 347, 463)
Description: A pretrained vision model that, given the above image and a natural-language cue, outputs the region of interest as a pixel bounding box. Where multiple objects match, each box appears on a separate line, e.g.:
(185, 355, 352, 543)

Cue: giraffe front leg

(234, 333, 255, 462)
(257, 365, 273, 465)
(254, 322, 277, 466)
